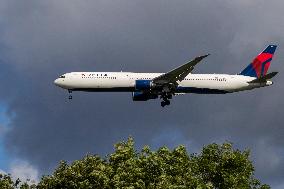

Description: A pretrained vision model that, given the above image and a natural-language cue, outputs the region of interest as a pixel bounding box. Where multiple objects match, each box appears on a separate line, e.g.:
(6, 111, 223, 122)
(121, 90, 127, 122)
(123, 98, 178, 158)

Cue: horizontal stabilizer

(248, 72, 278, 83)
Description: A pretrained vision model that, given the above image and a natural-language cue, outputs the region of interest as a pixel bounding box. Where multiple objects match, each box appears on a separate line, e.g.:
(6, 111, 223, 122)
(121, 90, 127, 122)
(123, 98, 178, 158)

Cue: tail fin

(239, 45, 277, 78)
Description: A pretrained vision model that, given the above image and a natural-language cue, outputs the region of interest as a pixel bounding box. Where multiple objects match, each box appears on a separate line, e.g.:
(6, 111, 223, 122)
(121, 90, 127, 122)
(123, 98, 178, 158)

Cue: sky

(0, 0, 284, 187)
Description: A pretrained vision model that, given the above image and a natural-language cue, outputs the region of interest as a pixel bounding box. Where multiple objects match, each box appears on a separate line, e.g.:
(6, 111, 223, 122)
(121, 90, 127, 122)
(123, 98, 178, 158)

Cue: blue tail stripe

(261, 58, 272, 77)
(240, 64, 257, 77)
(263, 45, 277, 54)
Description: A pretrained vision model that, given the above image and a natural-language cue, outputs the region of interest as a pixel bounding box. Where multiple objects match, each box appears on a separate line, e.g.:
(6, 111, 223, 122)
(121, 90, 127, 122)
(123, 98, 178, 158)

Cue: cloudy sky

(0, 0, 284, 187)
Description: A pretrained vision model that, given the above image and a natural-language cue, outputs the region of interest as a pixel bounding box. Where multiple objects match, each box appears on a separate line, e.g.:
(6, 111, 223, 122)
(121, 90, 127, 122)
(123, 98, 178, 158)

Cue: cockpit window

(59, 75, 65, 78)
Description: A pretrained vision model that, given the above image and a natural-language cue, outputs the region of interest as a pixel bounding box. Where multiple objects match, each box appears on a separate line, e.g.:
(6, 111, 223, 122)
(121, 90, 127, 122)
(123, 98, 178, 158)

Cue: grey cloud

(0, 0, 283, 187)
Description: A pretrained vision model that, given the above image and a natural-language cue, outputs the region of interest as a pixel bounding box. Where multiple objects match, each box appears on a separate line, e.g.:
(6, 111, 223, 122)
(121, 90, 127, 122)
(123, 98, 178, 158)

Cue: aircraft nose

(54, 78, 61, 86)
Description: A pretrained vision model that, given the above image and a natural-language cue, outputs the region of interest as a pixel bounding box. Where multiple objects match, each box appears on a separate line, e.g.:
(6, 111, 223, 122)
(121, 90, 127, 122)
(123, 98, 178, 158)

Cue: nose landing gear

(68, 90, 73, 100)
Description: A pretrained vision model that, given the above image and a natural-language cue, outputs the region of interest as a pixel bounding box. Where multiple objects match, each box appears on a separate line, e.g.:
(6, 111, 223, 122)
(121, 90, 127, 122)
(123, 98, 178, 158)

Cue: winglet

(189, 54, 210, 67)
(197, 54, 210, 60)
(152, 53, 210, 84)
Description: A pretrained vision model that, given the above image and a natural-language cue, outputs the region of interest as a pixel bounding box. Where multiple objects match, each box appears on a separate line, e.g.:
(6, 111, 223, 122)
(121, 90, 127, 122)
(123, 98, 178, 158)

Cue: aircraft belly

(178, 78, 251, 94)
(178, 82, 229, 94)
(225, 80, 250, 92)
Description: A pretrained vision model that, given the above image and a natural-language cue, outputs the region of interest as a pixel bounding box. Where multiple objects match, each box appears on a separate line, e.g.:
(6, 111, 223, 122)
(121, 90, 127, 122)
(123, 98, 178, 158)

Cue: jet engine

(135, 80, 153, 90)
(132, 91, 158, 101)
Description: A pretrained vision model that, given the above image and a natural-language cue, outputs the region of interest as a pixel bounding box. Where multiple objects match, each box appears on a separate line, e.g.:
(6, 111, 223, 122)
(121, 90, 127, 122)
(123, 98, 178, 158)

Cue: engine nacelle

(132, 91, 158, 101)
(135, 80, 153, 90)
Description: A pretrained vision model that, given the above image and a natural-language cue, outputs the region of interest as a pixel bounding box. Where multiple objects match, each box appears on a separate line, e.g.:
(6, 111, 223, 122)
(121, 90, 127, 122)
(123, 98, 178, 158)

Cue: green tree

(38, 137, 270, 189)
(0, 174, 14, 189)
(0, 174, 37, 189)
(192, 143, 270, 189)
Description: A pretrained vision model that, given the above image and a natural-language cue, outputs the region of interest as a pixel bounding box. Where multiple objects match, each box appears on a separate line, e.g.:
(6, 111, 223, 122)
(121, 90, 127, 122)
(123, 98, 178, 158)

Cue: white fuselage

(54, 72, 272, 94)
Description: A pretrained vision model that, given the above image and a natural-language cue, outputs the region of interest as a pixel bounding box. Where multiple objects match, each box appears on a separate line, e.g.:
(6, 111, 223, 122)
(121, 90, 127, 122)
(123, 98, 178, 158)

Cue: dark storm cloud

(0, 0, 284, 187)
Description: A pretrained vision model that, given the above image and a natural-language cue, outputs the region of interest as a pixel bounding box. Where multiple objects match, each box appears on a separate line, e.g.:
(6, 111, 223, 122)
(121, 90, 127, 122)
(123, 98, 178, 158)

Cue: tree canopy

(1, 137, 270, 189)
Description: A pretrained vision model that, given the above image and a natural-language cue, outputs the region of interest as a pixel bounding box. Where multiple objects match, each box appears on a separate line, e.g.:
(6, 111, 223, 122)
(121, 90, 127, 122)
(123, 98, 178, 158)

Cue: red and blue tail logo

(240, 45, 277, 78)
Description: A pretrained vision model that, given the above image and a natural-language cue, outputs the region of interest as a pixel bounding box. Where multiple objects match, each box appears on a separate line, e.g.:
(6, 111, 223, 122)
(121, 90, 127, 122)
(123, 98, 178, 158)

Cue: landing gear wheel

(165, 100, 170, 105)
(161, 99, 170, 107)
(68, 90, 73, 100)
(160, 92, 172, 107)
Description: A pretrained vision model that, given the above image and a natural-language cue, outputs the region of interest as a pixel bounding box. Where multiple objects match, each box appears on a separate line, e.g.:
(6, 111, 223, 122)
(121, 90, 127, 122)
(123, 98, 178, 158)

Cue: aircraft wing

(152, 54, 210, 85)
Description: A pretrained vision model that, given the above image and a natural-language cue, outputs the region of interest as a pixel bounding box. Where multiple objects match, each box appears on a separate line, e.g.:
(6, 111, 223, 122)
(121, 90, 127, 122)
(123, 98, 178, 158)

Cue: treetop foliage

(1, 137, 270, 189)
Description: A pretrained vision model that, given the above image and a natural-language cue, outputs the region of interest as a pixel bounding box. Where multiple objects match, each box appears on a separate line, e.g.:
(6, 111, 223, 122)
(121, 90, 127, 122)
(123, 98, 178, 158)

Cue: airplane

(54, 45, 278, 107)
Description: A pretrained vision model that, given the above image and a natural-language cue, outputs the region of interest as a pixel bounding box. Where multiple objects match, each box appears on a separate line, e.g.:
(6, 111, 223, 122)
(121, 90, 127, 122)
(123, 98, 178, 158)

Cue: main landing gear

(160, 93, 172, 107)
(161, 99, 170, 107)
(68, 90, 73, 100)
